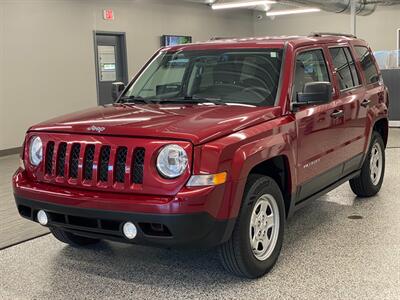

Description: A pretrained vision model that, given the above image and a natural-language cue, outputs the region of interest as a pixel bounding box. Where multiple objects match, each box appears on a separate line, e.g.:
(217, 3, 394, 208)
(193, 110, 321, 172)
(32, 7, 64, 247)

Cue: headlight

(29, 136, 43, 166)
(156, 144, 188, 178)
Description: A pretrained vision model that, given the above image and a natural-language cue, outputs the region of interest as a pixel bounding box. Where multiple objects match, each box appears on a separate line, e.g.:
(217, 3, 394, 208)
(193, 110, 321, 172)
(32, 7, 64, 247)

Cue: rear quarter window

(354, 46, 380, 85)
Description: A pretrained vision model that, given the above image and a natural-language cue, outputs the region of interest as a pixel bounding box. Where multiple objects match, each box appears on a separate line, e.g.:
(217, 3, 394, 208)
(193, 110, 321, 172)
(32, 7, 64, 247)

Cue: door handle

(330, 109, 344, 118)
(361, 99, 371, 108)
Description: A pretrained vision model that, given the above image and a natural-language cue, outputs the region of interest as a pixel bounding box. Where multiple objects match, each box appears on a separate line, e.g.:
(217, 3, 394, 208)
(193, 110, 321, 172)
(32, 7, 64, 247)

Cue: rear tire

(349, 131, 385, 197)
(219, 174, 285, 278)
(50, 227, 100, 247)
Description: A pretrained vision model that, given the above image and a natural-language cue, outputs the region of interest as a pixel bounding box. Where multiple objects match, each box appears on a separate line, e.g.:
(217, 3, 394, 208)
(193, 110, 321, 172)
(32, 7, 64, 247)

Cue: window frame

(328, 46, 363, 93)
(290, 47, 333, 103)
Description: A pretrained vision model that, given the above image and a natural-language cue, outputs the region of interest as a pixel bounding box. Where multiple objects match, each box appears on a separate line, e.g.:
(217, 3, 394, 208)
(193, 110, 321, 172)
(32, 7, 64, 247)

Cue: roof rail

(309, 32, 357, 38)
(209, 37, 235, 41)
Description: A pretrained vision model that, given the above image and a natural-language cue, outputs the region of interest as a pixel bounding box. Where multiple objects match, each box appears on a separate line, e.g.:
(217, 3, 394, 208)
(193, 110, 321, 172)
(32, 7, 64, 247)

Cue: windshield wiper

(192, 95, 227, 105)
(120, 95, 227, 106)
(158, 96, 226, 105)
(119, 95, 151, 104)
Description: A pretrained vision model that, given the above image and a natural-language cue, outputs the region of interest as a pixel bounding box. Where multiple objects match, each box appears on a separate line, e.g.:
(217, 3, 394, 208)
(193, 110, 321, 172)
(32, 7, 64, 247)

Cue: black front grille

(99, 146, 111, 182)
(56, 143, 67, 177)
(132, 148, 145, 184)
(69, 144, 81, 179)
(45, 142, 55, 175)
(83, 145, 95, 180)
(47, 141, 146, 187)
(114, 147, 128, 183)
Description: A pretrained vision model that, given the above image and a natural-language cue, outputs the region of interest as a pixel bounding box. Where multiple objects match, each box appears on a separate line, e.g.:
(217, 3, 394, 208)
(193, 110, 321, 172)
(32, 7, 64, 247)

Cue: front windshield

(122, 49, 283, 106)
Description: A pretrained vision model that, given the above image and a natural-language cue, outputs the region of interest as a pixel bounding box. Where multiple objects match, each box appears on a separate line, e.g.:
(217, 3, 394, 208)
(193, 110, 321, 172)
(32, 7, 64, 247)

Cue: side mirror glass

(112, 82, 125, 101)
(294, 82, 332, 109)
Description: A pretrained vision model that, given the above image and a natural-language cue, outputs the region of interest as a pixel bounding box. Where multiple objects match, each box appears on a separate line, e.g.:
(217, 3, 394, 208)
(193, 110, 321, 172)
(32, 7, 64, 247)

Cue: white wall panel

(0, 0, 254, 150)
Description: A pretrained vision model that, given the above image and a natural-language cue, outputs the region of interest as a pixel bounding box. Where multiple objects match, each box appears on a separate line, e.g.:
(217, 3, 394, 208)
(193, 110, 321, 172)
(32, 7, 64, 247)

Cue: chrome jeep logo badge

(87, 125, 105, 133)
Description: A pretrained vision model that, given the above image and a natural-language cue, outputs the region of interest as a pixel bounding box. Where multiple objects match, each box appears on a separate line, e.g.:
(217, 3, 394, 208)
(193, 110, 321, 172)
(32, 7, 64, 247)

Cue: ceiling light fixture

(211, 1, 276, 10)
(266, 7, 321, 16)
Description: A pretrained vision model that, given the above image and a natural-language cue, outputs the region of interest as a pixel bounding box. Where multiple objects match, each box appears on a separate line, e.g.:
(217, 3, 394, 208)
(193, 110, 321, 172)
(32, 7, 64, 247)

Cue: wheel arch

(247, 155, 292, 219)
(373, 117, 389, 148)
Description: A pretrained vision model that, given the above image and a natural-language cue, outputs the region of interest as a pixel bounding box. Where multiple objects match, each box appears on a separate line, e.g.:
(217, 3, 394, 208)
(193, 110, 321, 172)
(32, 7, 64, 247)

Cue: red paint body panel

(13, 170, 227, 218)
(13, 36, 389, 231)
(30, 105, 281, 145)
(22, 132, 193, 196)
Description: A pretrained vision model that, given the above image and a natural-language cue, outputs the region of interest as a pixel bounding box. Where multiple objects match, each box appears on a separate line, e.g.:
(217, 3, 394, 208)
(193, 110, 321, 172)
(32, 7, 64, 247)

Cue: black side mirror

(293, 82, 332, 109)
(112, 82, 125, 101)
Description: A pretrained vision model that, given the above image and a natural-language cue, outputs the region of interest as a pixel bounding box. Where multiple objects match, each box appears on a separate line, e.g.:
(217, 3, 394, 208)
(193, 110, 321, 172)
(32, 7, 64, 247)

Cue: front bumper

(13, 164, 237, 248)
(15, 195, 235, 248)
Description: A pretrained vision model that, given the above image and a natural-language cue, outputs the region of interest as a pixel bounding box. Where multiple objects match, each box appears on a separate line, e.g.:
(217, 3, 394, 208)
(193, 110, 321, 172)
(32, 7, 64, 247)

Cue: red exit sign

(103, 9, 114, 21)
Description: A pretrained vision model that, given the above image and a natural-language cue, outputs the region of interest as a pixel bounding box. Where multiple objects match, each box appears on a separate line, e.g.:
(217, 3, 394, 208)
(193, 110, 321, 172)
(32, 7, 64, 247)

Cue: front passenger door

(293, 48, 346, 203)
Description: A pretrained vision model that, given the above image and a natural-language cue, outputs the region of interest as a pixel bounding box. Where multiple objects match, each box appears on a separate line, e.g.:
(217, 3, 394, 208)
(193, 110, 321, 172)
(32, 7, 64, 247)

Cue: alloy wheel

(249, 194, 280, 261)
(370, 142, 383, 185)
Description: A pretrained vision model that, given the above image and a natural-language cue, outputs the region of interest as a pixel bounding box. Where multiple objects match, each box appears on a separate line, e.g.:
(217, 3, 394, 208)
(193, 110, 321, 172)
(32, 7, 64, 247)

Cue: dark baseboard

(0, 147, 22, 157)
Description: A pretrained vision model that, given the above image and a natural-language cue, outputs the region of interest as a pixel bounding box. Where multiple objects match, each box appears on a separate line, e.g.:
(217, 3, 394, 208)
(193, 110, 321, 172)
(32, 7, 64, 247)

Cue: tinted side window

(354, 46, 380, 84)
(293, 49, 330, 99)
(329, 47, 358, 90)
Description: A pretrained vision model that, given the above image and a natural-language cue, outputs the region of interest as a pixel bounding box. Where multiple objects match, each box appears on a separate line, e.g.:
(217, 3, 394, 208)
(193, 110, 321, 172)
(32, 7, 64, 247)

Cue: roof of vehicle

(163, 34, 367, 52)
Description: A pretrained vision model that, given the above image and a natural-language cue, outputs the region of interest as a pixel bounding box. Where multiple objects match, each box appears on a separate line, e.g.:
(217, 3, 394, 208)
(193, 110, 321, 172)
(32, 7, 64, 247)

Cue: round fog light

(37, 210, 48, 226)
(123, 222, 137, 239)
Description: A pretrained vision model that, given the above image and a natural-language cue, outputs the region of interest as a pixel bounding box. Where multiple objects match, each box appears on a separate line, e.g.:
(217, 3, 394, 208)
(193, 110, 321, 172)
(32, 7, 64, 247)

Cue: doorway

(94, 32, 128, 105)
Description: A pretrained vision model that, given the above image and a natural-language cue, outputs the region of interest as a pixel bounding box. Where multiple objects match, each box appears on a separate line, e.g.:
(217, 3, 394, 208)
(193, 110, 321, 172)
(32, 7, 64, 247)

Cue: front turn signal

(186, 172, 227, 187)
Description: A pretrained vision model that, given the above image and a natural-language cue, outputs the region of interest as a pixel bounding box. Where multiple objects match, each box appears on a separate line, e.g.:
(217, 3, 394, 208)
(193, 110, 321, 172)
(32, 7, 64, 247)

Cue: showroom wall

(0, 0, 254, 151)
(254, 5, 400, 52)
(2, 1, 399, 151)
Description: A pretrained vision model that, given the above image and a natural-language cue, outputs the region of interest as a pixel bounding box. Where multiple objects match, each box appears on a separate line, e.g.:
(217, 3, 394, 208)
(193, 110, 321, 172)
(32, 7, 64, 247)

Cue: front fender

(193, 116, 296, 219)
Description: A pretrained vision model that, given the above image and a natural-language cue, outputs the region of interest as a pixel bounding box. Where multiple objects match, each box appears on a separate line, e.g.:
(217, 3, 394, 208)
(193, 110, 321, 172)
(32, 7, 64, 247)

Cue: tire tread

(349, 131, 385, 197)
(218, 174, 284, 278)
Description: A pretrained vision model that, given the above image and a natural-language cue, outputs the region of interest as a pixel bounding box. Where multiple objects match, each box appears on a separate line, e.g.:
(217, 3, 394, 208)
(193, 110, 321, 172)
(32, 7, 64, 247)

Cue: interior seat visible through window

(292, 49, 330, 101)
(189, 52, 282, 105)
(125, 49, 284, 106)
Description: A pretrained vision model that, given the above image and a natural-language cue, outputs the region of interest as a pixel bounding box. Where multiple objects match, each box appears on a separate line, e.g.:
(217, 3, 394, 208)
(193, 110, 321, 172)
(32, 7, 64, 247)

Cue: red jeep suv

(13, 33, 388, 278)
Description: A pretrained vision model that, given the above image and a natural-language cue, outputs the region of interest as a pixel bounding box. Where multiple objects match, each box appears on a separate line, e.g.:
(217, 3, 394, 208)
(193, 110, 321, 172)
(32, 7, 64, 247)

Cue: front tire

(349, 131, 385, 197)
(50, 227, 101, 247)
(219, 174, 285, 278)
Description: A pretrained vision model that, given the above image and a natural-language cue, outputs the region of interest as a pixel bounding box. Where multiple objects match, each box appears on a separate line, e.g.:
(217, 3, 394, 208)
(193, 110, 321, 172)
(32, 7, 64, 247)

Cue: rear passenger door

(293, 48, 347, 202)
(327, 46, 366, 172)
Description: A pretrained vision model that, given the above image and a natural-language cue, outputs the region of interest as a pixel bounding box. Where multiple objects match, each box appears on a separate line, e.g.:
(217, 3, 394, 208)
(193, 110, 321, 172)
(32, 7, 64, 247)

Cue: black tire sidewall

(364, 132, 385, 192)
(235, 175, 285, 277)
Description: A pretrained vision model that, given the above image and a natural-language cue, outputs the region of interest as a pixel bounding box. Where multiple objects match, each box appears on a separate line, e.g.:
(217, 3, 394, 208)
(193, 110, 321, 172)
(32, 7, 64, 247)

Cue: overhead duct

(192, 0, 400, 15)
(271, 0, 400, 15)
(279, 0, 377, 15)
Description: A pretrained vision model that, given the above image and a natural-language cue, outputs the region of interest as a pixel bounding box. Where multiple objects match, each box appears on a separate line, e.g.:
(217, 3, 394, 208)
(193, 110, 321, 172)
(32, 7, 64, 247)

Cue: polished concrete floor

(0, 129, 399, 299)
(0, 155, 48, 249)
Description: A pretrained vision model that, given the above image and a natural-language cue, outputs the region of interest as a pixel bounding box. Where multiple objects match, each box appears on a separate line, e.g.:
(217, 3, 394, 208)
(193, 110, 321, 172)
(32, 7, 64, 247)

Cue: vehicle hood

(30, 104, 281, 145)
